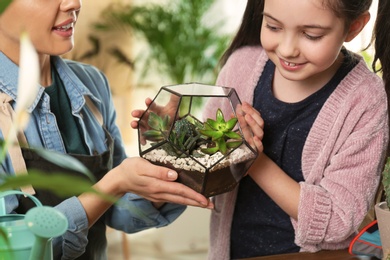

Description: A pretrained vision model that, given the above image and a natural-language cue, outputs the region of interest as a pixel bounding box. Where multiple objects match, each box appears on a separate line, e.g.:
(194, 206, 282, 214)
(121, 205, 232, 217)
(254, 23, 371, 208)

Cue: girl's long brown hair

(220, 0, 390, 153)
(221, 0, 389, 90)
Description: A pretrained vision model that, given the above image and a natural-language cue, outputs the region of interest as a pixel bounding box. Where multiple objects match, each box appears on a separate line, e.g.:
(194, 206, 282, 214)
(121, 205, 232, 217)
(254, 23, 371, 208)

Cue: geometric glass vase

(137, 83, 258, 197)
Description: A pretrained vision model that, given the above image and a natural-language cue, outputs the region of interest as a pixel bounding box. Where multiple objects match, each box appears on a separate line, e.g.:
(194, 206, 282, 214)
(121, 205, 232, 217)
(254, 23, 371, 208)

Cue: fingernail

(167, 170, 177, 179)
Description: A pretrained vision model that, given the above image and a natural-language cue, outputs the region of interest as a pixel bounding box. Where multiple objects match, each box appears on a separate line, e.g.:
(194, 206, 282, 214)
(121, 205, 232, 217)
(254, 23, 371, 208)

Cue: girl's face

(0, 0, 81, 62)
(261, 0, 351, 85)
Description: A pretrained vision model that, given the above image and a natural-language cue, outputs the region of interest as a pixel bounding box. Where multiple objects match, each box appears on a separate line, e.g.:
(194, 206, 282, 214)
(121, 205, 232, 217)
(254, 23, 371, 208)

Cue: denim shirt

(0, 52, 185, 259)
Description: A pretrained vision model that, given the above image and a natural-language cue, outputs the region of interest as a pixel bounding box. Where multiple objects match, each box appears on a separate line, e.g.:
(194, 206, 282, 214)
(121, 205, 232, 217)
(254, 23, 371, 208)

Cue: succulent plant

(166, 117, 206, 157)
(142, 112, 170, 142)
(143, 113, 204, 157)
(142, 108, 243, 157)
(199, 109, 242, 155)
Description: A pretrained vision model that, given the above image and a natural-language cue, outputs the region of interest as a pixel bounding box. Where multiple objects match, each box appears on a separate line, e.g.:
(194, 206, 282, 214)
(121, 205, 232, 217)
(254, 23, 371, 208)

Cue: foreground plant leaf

(0, 170, 114, 203)
(0, 0, 12, 14)
(33, 148, 95, 182)
(0, 32, 41, 163)
(14, 32, 40, 131)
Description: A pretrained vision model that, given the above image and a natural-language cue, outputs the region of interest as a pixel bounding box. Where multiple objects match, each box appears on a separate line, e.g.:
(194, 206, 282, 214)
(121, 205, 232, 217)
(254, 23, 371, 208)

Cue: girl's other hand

(236, 102, 264, 153)
(130, 97, 153, 129)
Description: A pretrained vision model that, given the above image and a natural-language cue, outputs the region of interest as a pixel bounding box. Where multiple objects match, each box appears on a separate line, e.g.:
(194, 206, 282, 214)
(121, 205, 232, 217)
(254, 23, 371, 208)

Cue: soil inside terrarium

(142, 146, 255, 197)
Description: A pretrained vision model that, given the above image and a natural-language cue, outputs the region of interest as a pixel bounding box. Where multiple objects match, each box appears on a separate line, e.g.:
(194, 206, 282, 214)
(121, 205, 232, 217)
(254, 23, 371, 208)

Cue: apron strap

(85, 95, 104, 127)
(0, 92, 35, 195)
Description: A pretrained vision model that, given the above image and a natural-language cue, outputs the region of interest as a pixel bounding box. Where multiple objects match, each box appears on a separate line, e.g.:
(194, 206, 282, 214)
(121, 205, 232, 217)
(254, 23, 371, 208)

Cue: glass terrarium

(137, 83, 258, 197)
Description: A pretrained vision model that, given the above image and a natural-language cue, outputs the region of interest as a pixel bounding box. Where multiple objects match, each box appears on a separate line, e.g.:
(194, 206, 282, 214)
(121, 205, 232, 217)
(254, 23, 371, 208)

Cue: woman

(0, 0, 212, 259)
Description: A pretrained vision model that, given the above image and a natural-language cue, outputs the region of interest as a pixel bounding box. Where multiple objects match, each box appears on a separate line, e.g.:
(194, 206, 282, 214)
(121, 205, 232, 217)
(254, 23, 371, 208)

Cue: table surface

(242, 249, 377, 260)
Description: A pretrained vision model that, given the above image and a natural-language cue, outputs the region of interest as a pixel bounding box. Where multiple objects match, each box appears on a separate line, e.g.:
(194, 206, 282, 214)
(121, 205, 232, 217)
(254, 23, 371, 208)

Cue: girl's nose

(278, 34, 300, 58)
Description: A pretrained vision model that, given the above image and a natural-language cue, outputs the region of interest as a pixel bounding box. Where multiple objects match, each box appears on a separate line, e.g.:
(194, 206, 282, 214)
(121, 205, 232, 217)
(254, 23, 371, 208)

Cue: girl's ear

(345, 11, 371, 42)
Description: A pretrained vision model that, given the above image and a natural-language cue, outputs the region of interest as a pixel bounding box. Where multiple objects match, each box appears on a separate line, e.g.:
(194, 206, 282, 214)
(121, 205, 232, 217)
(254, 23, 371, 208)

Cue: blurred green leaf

(0, 0, 11, 14)
(0, 170, 115, 203)
(96, 0, 230, 84)
(33, 148, 95, 182)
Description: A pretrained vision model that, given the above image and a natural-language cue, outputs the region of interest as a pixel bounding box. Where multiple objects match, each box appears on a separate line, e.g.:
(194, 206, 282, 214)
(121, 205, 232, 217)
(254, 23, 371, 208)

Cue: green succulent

(142, 112, 170, 142)
(199, 109, 242, 155)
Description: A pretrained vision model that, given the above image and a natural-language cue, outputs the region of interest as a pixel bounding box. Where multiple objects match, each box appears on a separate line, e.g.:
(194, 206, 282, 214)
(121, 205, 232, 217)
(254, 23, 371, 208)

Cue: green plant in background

(95, 0, 230, 85)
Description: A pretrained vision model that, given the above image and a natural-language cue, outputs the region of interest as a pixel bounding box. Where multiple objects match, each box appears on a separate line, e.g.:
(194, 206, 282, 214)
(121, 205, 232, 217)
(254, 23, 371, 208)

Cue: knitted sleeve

(293, 60, 389, 251)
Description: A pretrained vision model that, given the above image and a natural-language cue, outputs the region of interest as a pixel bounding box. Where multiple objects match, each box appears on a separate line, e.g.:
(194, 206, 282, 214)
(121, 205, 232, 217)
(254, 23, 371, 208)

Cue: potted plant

(375, 157, 390, 260)
(94, 0, 230, 85)
(137, 83, 258, 197)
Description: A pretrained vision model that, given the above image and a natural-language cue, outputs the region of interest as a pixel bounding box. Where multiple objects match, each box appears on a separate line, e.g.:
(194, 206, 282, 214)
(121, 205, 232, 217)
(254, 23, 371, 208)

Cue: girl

(206, 0, 390, 259)
(0, 0, 213, 259)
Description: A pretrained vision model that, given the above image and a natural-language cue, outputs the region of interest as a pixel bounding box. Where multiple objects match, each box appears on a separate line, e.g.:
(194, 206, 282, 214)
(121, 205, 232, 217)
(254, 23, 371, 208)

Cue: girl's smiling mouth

(279, 58, 306, 71)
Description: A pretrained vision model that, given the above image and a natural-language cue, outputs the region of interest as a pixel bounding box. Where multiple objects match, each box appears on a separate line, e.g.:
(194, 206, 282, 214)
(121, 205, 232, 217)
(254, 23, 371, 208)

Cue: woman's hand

(79, 157, 213, 227)
(107, 157, 213, 209)
(236, 102, 264, 153)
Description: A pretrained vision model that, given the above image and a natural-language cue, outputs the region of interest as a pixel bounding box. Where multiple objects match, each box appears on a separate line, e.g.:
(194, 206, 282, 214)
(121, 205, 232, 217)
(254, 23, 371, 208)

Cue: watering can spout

(25, 206, 68, 260)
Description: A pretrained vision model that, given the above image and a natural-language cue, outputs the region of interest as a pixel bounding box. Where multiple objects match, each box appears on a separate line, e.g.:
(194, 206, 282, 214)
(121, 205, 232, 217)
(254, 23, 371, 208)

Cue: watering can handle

(0, 190, 42, 215)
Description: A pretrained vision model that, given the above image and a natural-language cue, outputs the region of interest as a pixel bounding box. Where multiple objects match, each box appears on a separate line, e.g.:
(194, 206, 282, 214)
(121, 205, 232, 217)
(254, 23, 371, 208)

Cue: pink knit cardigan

(206, 46, 389, 259)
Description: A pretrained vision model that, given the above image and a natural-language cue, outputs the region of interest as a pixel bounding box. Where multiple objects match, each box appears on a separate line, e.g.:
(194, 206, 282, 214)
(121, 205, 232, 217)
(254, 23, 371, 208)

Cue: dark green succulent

(199, 109, 242, 155)
(143, 113, 204, 157)
(166, 118, 205, 157)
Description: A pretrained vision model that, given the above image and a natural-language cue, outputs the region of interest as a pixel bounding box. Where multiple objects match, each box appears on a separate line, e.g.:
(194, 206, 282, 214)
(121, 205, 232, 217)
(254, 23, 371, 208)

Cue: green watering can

(0, 190, 68, 260)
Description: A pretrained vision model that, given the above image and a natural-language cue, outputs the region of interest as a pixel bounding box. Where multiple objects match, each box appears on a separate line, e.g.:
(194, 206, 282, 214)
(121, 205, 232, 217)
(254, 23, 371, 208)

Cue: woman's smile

(52, 19, 75, 38)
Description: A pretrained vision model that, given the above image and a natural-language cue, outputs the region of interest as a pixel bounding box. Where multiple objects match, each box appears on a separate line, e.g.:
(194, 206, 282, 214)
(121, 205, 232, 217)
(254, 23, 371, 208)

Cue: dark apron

(16, 130, 114, 260)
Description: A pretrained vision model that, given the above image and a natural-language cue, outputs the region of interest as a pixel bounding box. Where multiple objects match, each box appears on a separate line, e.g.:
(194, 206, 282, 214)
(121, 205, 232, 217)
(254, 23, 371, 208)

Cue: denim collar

(0, 52, 97, 113)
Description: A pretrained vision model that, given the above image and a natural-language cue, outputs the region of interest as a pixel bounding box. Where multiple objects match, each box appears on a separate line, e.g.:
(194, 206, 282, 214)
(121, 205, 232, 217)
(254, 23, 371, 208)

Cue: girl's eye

(304, 32, 323, 41)
(265, 23, 281, 32)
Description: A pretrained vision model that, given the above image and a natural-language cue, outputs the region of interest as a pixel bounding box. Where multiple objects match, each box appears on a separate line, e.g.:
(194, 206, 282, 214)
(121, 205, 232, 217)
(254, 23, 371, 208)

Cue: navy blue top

(230, 50, 357, 259)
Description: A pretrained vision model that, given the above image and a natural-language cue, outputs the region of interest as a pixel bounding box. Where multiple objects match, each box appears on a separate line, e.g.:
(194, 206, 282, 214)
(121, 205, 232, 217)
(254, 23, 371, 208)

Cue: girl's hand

(236, 102, 264, 153)
(130, 96, 180, 145)
(130, 95, 180, 130)
(130, 97, 153, 129)
(108, 157, 213, 209)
